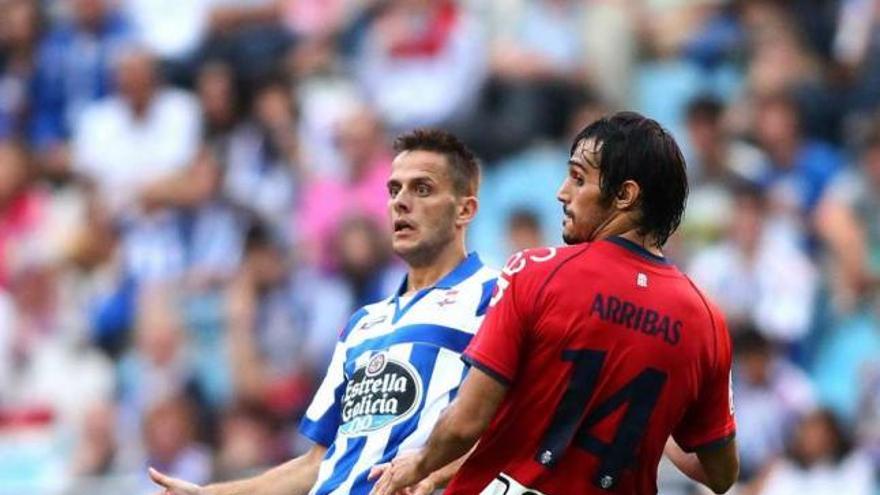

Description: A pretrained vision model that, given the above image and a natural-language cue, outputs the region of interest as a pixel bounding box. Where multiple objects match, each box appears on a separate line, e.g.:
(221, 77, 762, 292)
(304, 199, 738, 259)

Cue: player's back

(449, 237, 735, 495)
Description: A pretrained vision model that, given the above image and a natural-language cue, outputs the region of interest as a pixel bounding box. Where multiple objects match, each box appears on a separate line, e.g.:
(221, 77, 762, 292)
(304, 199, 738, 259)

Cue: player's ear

(615, 180, 641, 210)
(456, 194, 479, 226)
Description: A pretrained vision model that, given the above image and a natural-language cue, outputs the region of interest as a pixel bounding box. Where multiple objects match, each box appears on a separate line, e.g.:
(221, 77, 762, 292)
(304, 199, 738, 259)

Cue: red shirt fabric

(447, 237, 736, 495)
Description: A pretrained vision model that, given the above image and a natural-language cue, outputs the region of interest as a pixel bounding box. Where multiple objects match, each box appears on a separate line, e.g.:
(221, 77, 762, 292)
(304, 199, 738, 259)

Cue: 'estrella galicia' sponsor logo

(339, 353, 422, 436)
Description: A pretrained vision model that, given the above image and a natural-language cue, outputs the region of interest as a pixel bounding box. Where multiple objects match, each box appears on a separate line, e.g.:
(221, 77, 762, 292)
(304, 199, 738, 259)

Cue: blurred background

(0, 0, 878, 493)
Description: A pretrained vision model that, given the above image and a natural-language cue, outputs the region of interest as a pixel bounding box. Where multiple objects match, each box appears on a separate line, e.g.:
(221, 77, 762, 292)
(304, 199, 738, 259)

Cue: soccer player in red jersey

(371, 112, 739, 495)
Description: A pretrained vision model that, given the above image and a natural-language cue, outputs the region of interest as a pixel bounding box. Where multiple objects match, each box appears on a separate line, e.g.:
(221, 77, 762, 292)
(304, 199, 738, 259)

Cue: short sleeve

(462, 252, 536, 386)
(299, 341, 346, 446)
(299, 308, 369, 446)
(673, 312, 737, 452)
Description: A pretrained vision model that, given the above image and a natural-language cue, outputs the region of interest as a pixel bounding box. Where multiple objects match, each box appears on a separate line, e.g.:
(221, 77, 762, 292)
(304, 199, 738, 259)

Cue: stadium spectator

(141, 396, 212, 490)
(505, 208, 544, 254)
(223, 75, 300, 241)
(334, 215, 403, 308)
(0, 0, 41, 139)
(755, 409, 875, 495)
(816, 119, 880, 309)
(297, 106, 391, 267)
(688, 183, 818, 344)
(732, 328, 816, 482)
(195, 60, 239, 147)
(30, 0, 131, 156)
(678, 95, 765, 257)
(226, 223, 351, 420)
(458, 0, 590, 160)
(750, 92, 842, 235)
(71, 46, 201, 216)
(355, 0, 487, 131)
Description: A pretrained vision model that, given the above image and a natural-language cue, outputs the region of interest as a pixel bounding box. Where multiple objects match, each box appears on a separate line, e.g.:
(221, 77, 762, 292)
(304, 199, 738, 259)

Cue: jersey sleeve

(298, 340, 346, 446)
(673, 310, 737, 452)
(298, 308, 367, 446)
(463, 250, 546, 386)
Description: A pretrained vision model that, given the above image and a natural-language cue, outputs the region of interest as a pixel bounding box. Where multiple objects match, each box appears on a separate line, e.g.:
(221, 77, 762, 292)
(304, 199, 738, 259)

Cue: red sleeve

(463, 250, 546, 385)
(673, 308, 737, 452)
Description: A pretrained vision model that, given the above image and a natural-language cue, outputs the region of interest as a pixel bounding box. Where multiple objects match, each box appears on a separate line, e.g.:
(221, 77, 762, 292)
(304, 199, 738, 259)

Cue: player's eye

(570, 170, 585, 187)
(388, 184, 400, 197)
(415, 183, 431, 196)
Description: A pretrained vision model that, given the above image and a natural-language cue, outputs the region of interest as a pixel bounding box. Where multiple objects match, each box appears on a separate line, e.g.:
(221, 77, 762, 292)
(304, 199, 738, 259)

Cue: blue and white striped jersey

(299, 253, 497, 495)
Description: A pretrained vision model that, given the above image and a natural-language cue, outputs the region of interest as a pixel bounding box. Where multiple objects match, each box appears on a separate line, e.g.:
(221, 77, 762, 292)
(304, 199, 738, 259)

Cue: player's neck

(593, 216, 663, 258)
(405, 242, 468, 294)
(614, 230, 663, 258)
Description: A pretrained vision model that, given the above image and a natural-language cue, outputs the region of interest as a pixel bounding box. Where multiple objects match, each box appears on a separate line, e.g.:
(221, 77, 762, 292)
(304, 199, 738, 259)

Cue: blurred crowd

(0, 0, 879, 493)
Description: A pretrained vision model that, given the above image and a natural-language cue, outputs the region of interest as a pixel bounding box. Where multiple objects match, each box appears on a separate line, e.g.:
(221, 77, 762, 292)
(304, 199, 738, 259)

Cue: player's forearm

(424, 447, 473, 488)
(204, 447, 324, 495)
(416, 404, 483, 478)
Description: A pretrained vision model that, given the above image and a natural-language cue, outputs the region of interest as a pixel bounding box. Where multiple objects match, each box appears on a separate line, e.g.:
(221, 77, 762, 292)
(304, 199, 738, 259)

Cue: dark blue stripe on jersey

(350, 345, 443, 495)
(389, 252, 484, 324)
(476, 278, 497, 317)
(339, 307, 370, 342)
(344, 324, 473, 373)
(314, 436, 367, 495)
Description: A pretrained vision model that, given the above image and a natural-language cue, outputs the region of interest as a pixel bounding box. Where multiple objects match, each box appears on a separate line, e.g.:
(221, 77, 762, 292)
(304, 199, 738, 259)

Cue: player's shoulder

(500, 244, 591, 282)
(338, 299, 389, 343)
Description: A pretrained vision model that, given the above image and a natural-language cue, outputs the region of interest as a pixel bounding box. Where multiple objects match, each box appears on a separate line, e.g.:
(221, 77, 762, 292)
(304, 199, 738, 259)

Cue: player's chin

(562, 228, 587, 245)
(392, 238, 420, 258)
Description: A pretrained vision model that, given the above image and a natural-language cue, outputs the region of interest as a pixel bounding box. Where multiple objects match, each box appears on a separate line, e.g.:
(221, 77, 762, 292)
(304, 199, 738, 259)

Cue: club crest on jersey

(339, 352, 423, 436)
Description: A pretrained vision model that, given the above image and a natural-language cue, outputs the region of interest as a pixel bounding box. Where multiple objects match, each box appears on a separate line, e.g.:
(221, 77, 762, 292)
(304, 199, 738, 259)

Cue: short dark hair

(393, 129, 480, 196)
(570, 112, 688, 248)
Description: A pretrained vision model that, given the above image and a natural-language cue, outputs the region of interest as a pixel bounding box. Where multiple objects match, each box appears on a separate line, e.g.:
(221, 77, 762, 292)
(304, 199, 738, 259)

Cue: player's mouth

(562, 207, 574, 224)
(393, 219, 417, 236)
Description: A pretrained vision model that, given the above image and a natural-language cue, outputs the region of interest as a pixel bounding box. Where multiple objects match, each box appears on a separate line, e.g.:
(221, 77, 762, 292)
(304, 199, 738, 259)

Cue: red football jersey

(446, 237, 736, 495)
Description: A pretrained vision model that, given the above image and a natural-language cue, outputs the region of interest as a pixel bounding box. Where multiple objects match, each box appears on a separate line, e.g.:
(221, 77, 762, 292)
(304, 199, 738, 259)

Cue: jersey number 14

(535, 349, 667, 491)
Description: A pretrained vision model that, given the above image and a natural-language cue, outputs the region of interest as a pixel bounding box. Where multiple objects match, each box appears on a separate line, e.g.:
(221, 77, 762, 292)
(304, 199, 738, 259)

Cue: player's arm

(420, 368, 506, 474)
(370, 368, 507, 495)
(670, 296, 739, 493)
(664, 437, 739, 494)
(149, 444, 326, 495)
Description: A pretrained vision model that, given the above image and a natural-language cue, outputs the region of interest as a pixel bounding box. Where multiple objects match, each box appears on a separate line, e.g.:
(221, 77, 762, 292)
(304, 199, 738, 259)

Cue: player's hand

(148, 467, 203, 495)
(368, 452, 431, 495)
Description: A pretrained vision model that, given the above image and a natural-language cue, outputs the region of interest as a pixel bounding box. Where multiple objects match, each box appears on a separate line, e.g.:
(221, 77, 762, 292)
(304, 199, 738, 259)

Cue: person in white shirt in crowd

(731, 327, 816, 483)
(756, 409, 875, 495)
(355, 0, 487, 132)
(72, 46, 201, 217)
(688, 181, 818, 344)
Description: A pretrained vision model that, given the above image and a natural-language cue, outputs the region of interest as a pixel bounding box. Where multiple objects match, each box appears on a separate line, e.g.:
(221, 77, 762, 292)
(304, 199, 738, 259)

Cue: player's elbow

(705, 462, 738, 494)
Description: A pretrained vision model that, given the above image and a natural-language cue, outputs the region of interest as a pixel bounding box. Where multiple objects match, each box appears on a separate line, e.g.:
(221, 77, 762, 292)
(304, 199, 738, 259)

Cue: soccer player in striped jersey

(149, 129, 496, 495)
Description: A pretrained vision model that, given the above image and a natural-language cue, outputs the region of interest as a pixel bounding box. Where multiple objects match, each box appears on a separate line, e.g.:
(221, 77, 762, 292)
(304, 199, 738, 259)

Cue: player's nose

(391, 190, 411, 213)
(556, 181, 569, 204)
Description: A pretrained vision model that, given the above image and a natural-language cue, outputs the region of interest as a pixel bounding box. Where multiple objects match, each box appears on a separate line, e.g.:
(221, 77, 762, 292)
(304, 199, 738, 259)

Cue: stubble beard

(394, 210, 457, 269)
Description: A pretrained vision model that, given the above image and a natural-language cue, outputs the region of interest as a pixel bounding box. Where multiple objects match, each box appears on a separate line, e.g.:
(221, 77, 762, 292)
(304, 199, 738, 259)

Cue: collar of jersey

(604, 236, 670, 265)
(390, 251, 483, 324)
